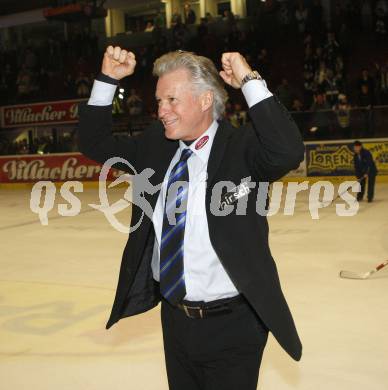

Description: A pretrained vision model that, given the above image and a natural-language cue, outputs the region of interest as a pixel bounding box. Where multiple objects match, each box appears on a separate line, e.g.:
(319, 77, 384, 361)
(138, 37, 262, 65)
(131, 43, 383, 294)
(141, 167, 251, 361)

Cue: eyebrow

(155, 94, 176, 100)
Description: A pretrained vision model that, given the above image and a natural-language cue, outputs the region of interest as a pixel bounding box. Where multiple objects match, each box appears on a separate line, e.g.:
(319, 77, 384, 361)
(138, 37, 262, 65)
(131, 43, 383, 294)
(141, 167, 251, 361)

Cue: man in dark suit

(353, 140, 378, 202)
(184, 2, 196, 24)
(78, 45, 304, 389)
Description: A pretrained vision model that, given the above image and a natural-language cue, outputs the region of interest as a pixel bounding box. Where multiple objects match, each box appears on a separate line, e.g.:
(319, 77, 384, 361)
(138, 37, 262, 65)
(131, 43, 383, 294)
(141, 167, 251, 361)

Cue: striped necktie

(160, 148, 193, 304)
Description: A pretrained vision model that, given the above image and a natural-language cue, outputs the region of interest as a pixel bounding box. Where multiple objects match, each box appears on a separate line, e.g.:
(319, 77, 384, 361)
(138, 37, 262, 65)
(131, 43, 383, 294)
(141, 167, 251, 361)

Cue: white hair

(153, 51, 228, 119)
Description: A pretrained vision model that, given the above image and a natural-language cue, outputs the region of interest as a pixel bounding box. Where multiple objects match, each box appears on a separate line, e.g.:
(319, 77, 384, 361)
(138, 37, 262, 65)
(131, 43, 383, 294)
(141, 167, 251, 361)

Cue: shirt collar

(178, 120, 218, 164)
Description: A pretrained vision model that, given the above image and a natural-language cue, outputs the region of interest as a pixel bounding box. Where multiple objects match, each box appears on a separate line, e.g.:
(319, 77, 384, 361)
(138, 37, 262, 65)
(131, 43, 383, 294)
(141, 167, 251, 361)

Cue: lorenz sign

(1, 99, 87, 128)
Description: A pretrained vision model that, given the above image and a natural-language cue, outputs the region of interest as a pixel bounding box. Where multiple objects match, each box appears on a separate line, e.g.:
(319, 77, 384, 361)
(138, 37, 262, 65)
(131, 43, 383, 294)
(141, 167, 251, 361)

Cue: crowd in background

(1, 0, 388, 154)
(0, 27, 99, 104)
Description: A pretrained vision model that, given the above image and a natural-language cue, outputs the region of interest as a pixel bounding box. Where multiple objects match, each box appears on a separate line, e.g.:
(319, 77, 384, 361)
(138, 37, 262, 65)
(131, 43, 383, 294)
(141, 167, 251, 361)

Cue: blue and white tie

(160, 148, 193, 304)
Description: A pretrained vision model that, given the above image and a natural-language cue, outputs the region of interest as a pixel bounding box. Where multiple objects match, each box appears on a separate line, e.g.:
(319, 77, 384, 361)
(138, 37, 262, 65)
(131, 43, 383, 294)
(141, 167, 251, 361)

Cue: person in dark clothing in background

(357, 84, 375, 136)
(353, 140, 378, 202)
(183, 3, 196, 24)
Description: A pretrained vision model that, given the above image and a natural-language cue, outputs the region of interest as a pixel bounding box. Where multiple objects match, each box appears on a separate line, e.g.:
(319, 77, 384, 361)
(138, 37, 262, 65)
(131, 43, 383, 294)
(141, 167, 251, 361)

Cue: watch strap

(240, 70, 262, 88)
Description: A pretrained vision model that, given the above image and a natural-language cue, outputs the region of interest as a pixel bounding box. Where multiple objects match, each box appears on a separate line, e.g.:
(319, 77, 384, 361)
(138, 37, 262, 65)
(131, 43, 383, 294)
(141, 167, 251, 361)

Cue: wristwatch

(240, 70, 262, 88)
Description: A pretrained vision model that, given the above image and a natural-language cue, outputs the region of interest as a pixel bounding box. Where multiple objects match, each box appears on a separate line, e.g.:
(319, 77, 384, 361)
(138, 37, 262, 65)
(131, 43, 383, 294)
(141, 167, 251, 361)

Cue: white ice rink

(1, 182, 387, 390)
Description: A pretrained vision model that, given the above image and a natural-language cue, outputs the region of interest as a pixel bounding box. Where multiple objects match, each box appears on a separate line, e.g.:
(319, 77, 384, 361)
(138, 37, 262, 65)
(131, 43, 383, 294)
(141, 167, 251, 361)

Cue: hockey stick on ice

(319, 176, 366, 207)
(339, 259, 388, 279)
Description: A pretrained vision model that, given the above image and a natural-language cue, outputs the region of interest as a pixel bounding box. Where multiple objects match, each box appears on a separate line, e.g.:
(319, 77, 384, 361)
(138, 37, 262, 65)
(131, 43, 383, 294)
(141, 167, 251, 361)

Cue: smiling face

(155, 68, 213, 141)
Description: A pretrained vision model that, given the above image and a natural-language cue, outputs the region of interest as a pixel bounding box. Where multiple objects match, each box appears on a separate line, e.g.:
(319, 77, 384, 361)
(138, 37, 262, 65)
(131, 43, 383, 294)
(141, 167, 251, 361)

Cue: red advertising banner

(0, 153, 122, 183)
(1, 99, 87, 128)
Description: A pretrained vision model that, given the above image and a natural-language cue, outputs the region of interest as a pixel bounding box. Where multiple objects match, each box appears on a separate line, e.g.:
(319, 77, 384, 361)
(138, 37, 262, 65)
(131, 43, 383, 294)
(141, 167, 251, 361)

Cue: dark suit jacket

(353, 148, 378, 178)
(78, 94, 305, 361)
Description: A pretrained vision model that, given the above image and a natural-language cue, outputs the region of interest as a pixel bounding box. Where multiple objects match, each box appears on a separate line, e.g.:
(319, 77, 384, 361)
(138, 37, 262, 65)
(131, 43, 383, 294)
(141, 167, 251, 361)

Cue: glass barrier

(1, 106, 387, 156)
(290, 105, 388, 141)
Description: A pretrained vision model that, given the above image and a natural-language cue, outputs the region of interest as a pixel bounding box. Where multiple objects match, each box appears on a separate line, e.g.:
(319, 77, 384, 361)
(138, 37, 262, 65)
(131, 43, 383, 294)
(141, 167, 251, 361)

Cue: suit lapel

(152, 139, 179, 187)
(147, 131, 179, 209)
(207, 119, 233, 187)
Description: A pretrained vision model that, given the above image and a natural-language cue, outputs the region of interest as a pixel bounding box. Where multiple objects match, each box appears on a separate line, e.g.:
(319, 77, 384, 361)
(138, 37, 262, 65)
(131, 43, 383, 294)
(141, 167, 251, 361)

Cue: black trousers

(357, 174, 376, 201)
(160, 296, 269, 390)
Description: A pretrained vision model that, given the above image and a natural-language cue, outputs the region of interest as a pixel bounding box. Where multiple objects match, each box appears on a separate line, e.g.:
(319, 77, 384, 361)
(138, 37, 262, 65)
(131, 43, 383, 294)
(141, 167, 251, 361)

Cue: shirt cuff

(88, 79, 117, 106)
(241, 79, 273, 108)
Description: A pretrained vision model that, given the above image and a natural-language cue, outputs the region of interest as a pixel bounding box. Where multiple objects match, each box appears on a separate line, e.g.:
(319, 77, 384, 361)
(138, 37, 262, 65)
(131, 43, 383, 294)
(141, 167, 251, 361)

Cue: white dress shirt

(88, 76, 273, 302)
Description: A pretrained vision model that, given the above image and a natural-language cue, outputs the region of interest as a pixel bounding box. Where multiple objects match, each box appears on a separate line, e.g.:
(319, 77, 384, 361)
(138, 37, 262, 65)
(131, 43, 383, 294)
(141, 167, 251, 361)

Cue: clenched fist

(102, 46, 136, 80)
(219, 52, 252, 89)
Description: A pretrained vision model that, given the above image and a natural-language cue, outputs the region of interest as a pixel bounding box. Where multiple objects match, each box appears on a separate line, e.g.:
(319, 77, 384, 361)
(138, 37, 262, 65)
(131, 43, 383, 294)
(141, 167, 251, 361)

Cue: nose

(158, 101, 170, 119)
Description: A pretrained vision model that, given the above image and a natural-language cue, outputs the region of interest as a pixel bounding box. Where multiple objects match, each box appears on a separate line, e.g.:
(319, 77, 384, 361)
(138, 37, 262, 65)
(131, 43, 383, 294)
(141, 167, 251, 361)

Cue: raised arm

(78, 46, 139, 169)
(219, 52, 305, 182)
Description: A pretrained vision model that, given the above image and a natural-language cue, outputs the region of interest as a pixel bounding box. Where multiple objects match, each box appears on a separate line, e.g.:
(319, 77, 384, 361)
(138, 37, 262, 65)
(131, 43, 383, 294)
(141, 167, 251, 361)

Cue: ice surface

(1, 183, 387, 389)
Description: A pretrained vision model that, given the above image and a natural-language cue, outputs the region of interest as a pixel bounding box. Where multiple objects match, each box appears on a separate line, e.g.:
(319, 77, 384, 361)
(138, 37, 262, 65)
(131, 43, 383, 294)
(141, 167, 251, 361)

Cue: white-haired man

(78, 46, 304, 389)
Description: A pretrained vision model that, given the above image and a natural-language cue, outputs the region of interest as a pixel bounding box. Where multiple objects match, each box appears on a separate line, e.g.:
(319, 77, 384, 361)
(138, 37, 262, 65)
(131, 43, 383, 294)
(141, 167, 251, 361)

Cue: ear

(200, 90, 214, 112)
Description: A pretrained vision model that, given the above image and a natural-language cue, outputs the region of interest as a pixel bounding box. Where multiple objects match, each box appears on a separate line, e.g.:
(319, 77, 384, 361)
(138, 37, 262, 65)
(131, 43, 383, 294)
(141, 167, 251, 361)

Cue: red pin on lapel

(195, 135, 209, 150)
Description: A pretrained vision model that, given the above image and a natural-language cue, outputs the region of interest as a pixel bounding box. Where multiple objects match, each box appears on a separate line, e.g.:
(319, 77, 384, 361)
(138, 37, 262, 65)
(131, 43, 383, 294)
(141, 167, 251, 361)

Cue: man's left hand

(219, 52, 252, 89)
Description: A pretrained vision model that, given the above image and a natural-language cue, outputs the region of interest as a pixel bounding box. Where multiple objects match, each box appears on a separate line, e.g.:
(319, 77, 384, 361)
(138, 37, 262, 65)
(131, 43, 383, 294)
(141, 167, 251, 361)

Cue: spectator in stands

(291, 98, 304, 111)
(16, 64, 33, 98)
(224, 101, 234, 120)
(154, 12, 165, 29)
(144, 21, 155, 32)
(183, 3, 196, 25)
(312, 46, 325, 72)
(171, 9, 182, 28)
(319, 69, 341, 106)
(375, 60, 388, 104)
(223, 9, 236, 25)
(64, 73, 75, 96)
(75, 71, 91, 97)
(310, 92, 331, 139)
(295, 1, 309, 34)
(304, 46, 314, 73)
(229, 102, 247, 127)
(357, 68, 375, 98)
(198, 17, 209, 39)
(172, 18, 190, 50)
(358, 84, 374, 107)
(334, 54, 345, 79)
(275, 78, 293, 109)
(15, 139, 29, 154)
(358, 84, 375, 136)
(303, 69, 316, 108)
(205, 12, 214, 23)
(315, 60, 328, 86)
(256, 48, 270, 80)
(126, 88, 143, 116)
(353, 140, 378, 202)
(375, 0, 388, 40)
(35, 136, 54, 154)
(333, 93, 351, 139)
(303, 33, 313, 52)
(323, 32, 341, 69)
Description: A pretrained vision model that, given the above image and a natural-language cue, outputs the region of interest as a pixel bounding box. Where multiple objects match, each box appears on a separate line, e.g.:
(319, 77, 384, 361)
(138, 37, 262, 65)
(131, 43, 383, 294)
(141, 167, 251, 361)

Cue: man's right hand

(102, 46, 136, 80)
